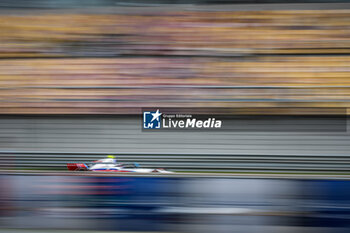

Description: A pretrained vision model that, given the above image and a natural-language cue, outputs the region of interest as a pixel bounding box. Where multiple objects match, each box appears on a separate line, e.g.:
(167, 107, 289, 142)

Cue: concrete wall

(0, 115, 349, 156)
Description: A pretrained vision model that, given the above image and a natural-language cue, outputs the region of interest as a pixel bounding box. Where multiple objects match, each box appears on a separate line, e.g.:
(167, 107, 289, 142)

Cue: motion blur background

(0, 0, 350, 233)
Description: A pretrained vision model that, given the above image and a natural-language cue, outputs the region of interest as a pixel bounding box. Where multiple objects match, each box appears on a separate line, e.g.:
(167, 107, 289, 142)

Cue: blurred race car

(67, 155, 173, 173)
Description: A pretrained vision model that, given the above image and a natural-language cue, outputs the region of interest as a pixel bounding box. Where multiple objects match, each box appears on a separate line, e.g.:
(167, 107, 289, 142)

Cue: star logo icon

(143, 109, 162, 129)
(151, 109, 162, 122)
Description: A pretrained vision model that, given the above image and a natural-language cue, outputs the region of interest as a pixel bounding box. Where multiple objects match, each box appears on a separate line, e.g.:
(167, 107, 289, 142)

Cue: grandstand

(0, 6, 349, 114)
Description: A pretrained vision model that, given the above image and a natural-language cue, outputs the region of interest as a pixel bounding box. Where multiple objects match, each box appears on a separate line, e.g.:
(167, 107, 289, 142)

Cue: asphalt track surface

(2, 170, 350, 179)
(0, 230, 161, 233)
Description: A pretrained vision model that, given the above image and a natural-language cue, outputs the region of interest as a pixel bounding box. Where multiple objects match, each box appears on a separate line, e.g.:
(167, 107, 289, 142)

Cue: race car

(67, 155, 173, 173)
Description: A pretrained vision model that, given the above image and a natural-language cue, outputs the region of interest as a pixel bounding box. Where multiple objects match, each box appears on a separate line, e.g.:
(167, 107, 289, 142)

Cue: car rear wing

(67, 163, 88, 171)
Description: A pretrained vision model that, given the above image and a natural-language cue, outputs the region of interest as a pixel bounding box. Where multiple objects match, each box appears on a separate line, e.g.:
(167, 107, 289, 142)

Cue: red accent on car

(67, 163, 87, 171)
